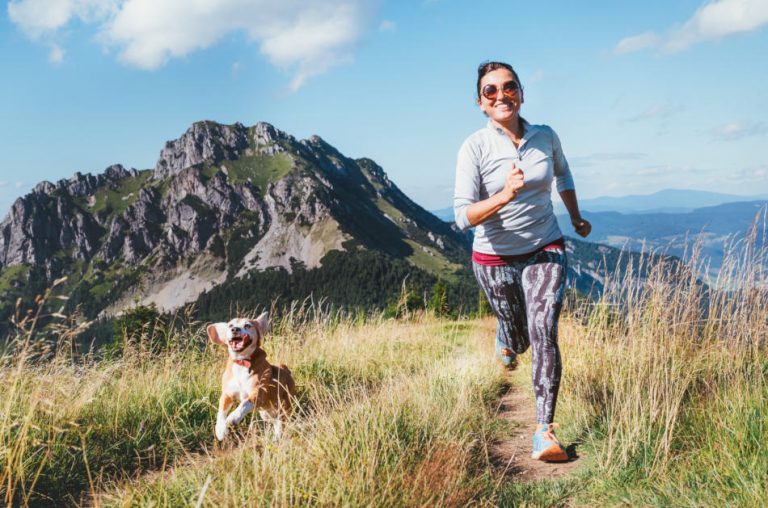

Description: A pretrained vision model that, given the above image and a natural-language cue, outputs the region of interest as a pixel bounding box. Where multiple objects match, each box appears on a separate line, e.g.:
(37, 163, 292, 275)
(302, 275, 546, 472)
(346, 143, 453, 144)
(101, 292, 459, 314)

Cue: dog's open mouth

(229, 336, 249, 352)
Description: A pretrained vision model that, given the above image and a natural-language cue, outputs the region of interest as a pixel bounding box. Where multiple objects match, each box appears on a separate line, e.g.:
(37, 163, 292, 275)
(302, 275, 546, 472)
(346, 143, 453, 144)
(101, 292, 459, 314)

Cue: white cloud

(8, 0, 118, 38)
(614, 0, 768, 54)
(714, 120, 768, 141)
(0, 181, 7, 187)
(8, 0, 379, 90)
(48, 43, 65, 63)
(15, 182, 24, 189)
(614, 31, 659, 55)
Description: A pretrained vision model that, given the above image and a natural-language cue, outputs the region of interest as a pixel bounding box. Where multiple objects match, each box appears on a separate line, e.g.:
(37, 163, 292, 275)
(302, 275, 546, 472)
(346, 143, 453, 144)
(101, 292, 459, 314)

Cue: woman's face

(477, 68, 524, 125)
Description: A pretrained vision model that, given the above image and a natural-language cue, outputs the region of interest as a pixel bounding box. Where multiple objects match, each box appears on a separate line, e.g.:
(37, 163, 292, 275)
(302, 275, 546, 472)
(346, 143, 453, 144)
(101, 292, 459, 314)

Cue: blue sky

(1, 0, 767, 216)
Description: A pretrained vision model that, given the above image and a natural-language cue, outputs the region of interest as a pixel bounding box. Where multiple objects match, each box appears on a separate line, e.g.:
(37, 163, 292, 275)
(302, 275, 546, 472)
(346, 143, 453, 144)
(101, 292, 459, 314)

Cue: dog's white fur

(207, 312, 295, 441)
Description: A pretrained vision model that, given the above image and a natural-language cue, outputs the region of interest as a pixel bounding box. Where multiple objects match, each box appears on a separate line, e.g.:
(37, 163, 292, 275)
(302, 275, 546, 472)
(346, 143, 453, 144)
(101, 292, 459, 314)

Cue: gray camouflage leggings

(472, 247, 566, 424)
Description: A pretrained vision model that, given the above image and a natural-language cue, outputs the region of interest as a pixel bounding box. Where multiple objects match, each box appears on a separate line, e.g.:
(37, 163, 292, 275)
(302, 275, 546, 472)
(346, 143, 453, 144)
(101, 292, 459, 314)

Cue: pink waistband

(472, 238, 565, 266)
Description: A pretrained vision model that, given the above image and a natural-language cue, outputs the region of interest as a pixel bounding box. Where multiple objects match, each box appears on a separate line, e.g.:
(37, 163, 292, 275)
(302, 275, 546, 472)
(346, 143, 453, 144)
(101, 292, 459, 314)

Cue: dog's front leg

(216, 394, 234, 441)
(225, 399, 255, 428)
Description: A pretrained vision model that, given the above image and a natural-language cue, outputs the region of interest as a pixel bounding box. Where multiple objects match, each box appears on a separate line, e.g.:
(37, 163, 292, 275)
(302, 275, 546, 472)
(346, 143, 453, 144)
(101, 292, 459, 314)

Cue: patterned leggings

(472, 247, 567, 424)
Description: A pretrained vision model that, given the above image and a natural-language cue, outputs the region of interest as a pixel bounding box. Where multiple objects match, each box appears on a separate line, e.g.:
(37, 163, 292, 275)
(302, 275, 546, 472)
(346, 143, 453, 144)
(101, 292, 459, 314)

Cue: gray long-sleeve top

(453, 120, 575, 255)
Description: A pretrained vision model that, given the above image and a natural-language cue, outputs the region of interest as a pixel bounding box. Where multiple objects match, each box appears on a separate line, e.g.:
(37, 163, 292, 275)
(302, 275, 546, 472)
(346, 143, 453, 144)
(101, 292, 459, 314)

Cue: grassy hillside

(1, 238, 766, 506)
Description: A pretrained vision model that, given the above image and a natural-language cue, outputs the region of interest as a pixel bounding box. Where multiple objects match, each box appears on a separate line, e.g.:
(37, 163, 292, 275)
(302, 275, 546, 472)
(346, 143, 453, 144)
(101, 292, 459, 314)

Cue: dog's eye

(243, 323, 251, 329)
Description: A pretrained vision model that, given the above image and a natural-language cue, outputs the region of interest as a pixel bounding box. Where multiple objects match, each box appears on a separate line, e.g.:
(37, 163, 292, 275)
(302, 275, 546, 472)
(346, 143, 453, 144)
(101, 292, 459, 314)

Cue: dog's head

(207, 312, 269, 356)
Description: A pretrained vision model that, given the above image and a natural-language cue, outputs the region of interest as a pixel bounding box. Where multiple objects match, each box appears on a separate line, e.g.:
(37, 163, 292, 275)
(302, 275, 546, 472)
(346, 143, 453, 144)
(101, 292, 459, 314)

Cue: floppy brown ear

(252, 312, 269, 339)
(207, 323, 228, 346)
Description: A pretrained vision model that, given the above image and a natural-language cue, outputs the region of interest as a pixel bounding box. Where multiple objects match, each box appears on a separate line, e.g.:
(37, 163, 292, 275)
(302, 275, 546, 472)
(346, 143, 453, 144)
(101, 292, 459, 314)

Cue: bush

(106, 303, 166, 357)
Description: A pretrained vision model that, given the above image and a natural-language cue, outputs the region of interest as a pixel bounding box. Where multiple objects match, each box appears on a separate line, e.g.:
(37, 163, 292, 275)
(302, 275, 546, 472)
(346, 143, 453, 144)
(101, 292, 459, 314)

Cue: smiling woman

(453, 60, 592, 464)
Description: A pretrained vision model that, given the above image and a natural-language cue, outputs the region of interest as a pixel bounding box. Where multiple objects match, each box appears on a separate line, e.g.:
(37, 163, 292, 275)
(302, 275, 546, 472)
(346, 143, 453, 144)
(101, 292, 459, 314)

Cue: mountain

(557, 200, 768, 277)
(0, 121, 473, 324)
(435, 189, 767, 220)
(555, 189, 768, 214)
(0, 120, 647, 338)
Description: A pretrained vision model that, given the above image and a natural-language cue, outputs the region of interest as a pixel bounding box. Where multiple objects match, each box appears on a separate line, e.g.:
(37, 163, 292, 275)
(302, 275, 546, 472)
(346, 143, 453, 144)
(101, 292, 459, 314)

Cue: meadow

(1, 232, 766, 507)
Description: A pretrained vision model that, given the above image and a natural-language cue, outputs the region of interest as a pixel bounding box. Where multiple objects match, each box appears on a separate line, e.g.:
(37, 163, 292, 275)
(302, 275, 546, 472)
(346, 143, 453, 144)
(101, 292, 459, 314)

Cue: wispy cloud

(614, 0, 768, 55)
(48, 43, 65, 64)
(614, 31, 659, 55)
(623, 103, 684, 123)
(570, 152, 648, 168)
(378, 19, 396, 32)
(713, 120, 768, 141)
(528, 69, 545, 83)
(735, 165, 768, 182)
(8, 0, 380, 91)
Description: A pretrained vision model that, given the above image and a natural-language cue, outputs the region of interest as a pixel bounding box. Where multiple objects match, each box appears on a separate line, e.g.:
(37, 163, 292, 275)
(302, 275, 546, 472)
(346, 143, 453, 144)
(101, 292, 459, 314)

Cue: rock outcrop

(0, 120, 470, 315)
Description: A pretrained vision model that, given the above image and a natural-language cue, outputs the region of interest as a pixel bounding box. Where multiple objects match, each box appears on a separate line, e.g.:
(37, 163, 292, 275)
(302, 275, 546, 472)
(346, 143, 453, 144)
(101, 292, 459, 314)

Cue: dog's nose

(230, 326, 241, 333)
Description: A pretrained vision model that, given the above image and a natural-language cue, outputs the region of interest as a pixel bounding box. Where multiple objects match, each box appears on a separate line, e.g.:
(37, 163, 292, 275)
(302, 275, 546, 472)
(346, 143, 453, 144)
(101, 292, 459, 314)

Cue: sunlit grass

(2, 220, 766, 506)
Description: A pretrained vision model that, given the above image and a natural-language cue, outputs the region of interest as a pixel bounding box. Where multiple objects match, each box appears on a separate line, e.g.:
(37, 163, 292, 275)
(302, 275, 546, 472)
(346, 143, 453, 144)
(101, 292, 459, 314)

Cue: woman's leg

(522, 249, 567, 424)
(472, 262, 530, 355)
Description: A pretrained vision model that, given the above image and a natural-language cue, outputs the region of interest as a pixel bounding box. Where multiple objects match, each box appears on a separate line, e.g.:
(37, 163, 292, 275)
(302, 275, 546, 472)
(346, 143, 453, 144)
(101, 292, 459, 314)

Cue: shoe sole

(531, 443, 569, 462)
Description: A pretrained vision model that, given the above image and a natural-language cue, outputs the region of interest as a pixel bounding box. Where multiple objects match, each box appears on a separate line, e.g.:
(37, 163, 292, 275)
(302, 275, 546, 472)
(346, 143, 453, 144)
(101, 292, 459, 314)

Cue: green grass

(212, 153, 294, 190)
(80, 170, 153, 217)
(404, 239, 464, 280)
(2, 235, 767, 506)
(0, 264, 30, 294)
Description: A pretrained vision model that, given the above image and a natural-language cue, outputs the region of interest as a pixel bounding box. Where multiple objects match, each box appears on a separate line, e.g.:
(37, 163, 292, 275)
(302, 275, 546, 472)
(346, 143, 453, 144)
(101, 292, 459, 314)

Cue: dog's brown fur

(207, 313, 295, 441)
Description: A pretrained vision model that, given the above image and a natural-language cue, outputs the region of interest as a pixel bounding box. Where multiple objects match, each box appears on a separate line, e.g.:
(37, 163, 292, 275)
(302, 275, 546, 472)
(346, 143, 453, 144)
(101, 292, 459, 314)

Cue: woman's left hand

(571, 217, 592, 238)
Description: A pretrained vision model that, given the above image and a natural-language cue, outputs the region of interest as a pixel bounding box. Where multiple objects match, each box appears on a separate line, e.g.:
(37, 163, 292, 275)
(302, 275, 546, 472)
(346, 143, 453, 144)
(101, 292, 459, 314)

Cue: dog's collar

(233, 358, 251, 368)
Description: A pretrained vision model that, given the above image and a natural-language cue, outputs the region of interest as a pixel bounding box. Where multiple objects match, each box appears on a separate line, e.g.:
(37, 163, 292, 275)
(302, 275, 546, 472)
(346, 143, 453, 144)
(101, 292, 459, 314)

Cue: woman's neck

(491, 117, 524, 146)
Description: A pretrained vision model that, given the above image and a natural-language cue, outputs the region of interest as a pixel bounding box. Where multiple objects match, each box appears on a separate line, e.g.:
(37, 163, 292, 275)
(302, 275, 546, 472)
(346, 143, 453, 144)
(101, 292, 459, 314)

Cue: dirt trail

(489, 376, 583, 482)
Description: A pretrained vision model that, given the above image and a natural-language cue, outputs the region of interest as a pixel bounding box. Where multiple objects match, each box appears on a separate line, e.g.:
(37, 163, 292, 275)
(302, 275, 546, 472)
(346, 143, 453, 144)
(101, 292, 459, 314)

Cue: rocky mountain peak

(0, 119, 477, 321)
(154, 121, 250, 178)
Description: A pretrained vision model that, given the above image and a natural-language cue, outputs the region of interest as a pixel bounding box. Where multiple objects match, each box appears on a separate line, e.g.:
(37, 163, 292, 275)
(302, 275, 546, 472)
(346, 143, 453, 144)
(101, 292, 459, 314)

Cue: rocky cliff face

(0, 120, 469, 315)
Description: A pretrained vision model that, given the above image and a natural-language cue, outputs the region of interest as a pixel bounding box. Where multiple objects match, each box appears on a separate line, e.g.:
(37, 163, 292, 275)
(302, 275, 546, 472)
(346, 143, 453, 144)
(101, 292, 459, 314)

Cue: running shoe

(531, 423, 569, 462)
(495, 336, 516, 368)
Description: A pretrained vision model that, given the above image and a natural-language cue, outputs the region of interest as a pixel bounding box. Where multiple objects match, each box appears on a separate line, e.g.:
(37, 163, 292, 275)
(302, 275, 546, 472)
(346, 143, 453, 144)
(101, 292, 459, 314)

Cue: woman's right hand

(499, 163, 525, 203)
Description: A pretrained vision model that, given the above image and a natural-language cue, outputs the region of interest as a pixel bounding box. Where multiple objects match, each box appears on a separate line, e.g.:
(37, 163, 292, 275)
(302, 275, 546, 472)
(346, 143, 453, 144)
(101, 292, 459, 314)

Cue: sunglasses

(481, 81, 521, 100)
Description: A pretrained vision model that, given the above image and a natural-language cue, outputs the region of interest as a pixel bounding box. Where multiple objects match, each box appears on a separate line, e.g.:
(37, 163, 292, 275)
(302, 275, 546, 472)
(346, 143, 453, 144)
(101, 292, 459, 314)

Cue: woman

(453, 61, 591, 462)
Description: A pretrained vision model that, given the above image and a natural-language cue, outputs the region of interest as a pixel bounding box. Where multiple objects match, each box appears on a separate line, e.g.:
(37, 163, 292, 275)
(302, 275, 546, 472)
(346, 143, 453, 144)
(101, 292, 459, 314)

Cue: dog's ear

(252, 312, 269, 338)
(207, 323, 228, 346)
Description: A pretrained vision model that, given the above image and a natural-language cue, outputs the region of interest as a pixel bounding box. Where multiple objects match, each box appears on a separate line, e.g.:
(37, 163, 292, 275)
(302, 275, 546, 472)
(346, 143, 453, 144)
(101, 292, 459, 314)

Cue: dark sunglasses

(481, 81, 521, 100)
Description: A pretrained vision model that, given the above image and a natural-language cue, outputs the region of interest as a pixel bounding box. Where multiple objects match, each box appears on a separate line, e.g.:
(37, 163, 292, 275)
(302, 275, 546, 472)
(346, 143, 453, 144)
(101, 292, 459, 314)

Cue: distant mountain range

(555, 189, 768, 214)
(431, 191, 767, 279)
(432, 189, 768, 221)
(558, 201, 768, 277)
(0, 121, 639, 339)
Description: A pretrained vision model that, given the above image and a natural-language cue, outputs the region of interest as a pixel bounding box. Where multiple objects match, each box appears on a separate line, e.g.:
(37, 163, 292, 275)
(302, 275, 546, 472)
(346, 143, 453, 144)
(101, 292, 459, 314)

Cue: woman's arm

(465, 165, 525, 226)
(559, 189, 591, 238)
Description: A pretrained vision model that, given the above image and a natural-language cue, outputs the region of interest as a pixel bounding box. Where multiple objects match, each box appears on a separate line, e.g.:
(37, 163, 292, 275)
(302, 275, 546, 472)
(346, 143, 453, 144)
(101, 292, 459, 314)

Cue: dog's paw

(225, 413, 239, 426)
(215, 420, 228, 441)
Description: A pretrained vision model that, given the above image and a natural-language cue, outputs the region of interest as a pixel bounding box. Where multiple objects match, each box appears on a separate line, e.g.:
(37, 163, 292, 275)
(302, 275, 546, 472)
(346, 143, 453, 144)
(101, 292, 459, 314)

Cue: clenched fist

(499, 163, 525, 204)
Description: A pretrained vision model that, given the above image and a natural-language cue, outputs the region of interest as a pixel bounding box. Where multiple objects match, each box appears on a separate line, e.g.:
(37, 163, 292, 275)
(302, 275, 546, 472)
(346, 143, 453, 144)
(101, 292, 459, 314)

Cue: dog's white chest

(225, 364, 255, 400)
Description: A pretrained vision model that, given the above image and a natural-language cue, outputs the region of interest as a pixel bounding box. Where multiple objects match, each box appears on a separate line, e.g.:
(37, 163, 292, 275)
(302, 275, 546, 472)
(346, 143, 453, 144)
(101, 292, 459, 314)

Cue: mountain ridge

(0, 120, 471, 326)
(0, 120, 644, 338)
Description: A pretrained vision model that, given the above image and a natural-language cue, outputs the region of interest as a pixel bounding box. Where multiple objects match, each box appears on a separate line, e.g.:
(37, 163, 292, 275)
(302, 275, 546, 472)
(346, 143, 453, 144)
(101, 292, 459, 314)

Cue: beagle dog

(207, 312, 295, 441)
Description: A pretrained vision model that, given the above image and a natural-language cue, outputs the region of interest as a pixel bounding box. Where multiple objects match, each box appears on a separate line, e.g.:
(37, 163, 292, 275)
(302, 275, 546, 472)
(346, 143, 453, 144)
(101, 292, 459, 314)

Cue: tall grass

(2, 218, 767, 506)
(1, 304, 514, 506)
(546, 222, 768, 505)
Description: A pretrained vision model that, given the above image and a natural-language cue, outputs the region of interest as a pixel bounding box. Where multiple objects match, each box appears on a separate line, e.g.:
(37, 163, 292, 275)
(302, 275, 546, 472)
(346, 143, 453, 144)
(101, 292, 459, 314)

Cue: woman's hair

(476, 61, 522, 100)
